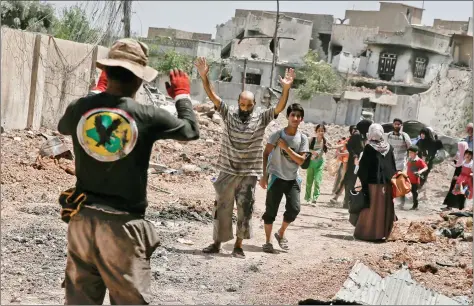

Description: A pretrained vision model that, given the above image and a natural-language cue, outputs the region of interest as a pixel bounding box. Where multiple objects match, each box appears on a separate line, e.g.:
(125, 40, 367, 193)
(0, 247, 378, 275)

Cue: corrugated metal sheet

(335, 261, 463, 305)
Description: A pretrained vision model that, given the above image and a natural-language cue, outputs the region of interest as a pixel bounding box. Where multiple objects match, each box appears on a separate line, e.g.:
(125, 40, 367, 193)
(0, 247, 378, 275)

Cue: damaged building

(220, 9, 333, 59)
(216, 11, 313, 87)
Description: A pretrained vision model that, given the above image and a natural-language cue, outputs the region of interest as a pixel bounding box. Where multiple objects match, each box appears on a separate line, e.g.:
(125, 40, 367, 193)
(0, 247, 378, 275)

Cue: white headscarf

(367, 123, 390, 156)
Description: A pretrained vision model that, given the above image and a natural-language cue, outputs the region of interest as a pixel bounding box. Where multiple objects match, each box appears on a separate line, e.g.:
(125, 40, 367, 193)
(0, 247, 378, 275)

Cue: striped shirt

(216, 101, 276, 176)
(386, 131, 412, 171)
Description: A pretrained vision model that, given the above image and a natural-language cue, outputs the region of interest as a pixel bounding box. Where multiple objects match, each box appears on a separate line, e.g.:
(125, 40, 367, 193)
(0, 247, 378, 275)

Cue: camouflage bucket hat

(96, 38, 158, 83)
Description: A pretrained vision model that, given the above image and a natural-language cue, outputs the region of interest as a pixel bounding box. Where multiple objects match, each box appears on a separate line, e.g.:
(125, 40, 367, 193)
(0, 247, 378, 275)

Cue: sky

(48, 1, 473, 38)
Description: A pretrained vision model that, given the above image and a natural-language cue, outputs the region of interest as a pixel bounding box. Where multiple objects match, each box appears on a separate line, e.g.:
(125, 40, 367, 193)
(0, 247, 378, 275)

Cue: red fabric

(165, 69, 190, 98)
(407, 158, 427, 184)
(453, 166, 473, 199)
(93, 71, 108, 92)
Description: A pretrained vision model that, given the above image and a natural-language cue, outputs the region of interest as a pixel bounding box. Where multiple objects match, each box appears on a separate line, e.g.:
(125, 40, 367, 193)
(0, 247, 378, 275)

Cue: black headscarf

(356, 119, 373, 140)
(418, 127, 443, 158)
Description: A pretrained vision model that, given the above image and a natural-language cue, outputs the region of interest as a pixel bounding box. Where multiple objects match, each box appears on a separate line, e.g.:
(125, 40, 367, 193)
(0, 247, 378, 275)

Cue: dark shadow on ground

(167, 247, 233, 258)
(222, 243, 286, 254)
(321, 233, 356, 241)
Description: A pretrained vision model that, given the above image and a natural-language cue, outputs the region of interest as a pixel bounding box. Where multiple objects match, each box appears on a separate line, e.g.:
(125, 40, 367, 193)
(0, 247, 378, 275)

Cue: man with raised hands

(194, 56, 295, 258)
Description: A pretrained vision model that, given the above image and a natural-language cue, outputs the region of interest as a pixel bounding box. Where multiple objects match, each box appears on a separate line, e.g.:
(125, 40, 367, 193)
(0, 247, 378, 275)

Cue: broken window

(378, 53, 397, 81)
(332, 45, 342, 57)
(243, 73, 261, 85)
(414, 57, 428, 78)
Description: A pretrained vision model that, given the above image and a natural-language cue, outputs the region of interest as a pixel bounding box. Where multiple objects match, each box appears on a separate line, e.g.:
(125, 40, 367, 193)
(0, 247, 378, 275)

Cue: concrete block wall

(1, 28, 103, 130)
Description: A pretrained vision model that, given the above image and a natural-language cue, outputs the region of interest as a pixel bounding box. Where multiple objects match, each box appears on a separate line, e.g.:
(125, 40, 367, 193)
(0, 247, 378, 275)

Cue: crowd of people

(56, 38, 473, 304)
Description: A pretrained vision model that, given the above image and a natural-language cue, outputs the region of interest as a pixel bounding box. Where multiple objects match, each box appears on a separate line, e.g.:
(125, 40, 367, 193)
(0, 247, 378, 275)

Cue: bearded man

(194, 57, 295, 258)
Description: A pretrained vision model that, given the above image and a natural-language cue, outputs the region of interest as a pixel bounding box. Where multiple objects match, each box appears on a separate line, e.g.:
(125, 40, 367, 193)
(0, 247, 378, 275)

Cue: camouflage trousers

(212, 172, 257, 243)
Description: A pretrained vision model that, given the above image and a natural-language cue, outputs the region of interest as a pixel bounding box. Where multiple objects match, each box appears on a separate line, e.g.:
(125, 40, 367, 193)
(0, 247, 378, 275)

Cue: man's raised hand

(279, 68, 296, 90)
(194, 57, 209, 78)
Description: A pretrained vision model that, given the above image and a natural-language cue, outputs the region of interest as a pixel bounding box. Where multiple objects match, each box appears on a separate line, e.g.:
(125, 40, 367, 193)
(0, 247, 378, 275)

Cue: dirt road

(2, 169, 472, 305)
(1, 127, 472, 305)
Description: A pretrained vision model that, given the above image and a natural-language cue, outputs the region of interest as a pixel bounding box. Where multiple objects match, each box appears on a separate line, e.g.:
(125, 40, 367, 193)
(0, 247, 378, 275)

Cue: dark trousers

(411, 184, 419, 208)
(64, 207, 160, 305)
(343, 171, 358, 209)
(262, 177, 301, 224)
(420, 157, 434, 188)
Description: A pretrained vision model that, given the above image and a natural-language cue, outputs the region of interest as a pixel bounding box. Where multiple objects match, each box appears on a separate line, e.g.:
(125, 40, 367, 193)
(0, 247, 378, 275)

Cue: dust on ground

(1, 110, 472, 305)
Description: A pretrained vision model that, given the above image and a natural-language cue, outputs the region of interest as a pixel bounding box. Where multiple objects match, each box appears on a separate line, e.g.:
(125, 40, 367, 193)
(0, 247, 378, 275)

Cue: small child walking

(406, 146, 428, 210)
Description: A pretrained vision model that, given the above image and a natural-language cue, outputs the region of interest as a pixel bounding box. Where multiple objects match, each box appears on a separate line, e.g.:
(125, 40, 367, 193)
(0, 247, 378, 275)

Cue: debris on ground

(39, 134, 71, 159)
(334, 261, 463, 305)
(299, 299, 362, 305)
(388, 221, 437, 243)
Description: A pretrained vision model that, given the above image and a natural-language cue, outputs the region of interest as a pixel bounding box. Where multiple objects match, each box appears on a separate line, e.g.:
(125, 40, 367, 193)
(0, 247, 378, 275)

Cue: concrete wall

(233, 9, 334, 58)
(41, 37, 95, 129)
(143, 37, 222, 60)
(413, 67, 472, 136)
(329, 24, 379, 62)
(433, 19, 469, 33)
(451, 35, 473, 67)
(215, 17, 247, 47)
(1, 28, 36, 129)
(227, 12, 312, 64)
(235, 9, 333, 34)
(147, 27, 212, 41)
(332, 52, 362, 75)
(365, 44, 450, 84)
(227, 58, 273, 87)
(366, 27, 452, 55)
(346, 2, 423, 33)
(1, 27, 153, 130)
(468, 17, 473, 36)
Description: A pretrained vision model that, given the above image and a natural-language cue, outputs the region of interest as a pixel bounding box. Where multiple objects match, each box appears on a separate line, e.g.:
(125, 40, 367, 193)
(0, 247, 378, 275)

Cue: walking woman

(305, 124, 328, 204)
(416, 127, 443, 188)
(353, 124, 398, 242)
(341, 119, 372, 209)
(443, 141, 469, 210)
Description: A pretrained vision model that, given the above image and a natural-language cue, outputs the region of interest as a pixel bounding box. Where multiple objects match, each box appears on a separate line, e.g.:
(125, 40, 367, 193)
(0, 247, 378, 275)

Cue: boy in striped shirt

(194, 57, 295, 258)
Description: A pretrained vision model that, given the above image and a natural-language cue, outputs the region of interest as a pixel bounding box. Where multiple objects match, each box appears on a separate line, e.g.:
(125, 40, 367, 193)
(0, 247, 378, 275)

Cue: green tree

(1, 0, 56, 33)
(296, 51, 343, 100)
(52, 5, 99, 43)
(151, 49, 195, 75)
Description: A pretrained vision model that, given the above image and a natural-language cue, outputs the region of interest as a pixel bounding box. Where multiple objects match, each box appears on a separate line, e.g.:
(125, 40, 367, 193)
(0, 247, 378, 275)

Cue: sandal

(274, 232, 289, 250)
(262, 243, 274, 253)
(202, 243, 220, 254)
(232, 247, 245, 258)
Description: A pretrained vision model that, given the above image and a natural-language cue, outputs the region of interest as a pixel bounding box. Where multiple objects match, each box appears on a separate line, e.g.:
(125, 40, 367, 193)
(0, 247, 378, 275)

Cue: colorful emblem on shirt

(76, 108, 138, 162)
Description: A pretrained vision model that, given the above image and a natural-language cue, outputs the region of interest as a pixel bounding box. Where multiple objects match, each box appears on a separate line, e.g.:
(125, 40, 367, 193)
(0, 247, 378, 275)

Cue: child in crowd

(305, 124, 328, 204)
(406, 146, 428, 210)
(452, 150, 473, 205)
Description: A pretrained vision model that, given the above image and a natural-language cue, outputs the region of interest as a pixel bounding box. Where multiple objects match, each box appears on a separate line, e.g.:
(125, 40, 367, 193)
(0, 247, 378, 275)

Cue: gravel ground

(1, 113, 472, 305)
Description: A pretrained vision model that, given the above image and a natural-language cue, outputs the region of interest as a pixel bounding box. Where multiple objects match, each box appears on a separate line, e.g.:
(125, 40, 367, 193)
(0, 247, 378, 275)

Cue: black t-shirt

(58, 92, 199, 214)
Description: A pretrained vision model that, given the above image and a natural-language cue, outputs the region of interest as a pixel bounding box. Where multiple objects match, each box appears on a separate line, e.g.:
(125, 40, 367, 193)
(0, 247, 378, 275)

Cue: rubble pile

(346, 85, 393, 95)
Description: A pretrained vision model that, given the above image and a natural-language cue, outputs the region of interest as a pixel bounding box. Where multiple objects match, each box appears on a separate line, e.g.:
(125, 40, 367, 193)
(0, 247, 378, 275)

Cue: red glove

(165, 69, 190, 99)
(93, 70, 108, 92)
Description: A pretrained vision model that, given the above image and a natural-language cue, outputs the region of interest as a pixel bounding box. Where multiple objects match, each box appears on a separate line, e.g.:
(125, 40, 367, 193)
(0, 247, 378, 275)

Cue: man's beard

(394, 127, 401, 133)
(238, 109, 253, 121)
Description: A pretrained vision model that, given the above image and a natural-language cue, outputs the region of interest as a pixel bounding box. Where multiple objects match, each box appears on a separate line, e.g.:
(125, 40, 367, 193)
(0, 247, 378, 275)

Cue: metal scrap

(39, 134, 72, 159)
(334, 261, 463, 305)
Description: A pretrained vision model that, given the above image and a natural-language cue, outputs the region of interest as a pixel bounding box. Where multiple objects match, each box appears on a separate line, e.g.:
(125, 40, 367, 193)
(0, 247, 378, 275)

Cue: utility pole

(123, 0, 132, 38)
(269, 0, 280, 88)
(242, 58, 248, 91)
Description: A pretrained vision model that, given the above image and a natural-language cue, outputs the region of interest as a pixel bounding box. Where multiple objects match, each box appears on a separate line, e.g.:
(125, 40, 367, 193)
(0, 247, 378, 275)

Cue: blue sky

(48, 1, 473, 38)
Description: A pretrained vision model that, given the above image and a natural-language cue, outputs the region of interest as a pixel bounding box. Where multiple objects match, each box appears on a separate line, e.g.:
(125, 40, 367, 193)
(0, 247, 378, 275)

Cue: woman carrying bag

(351, 124, 398, 242)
